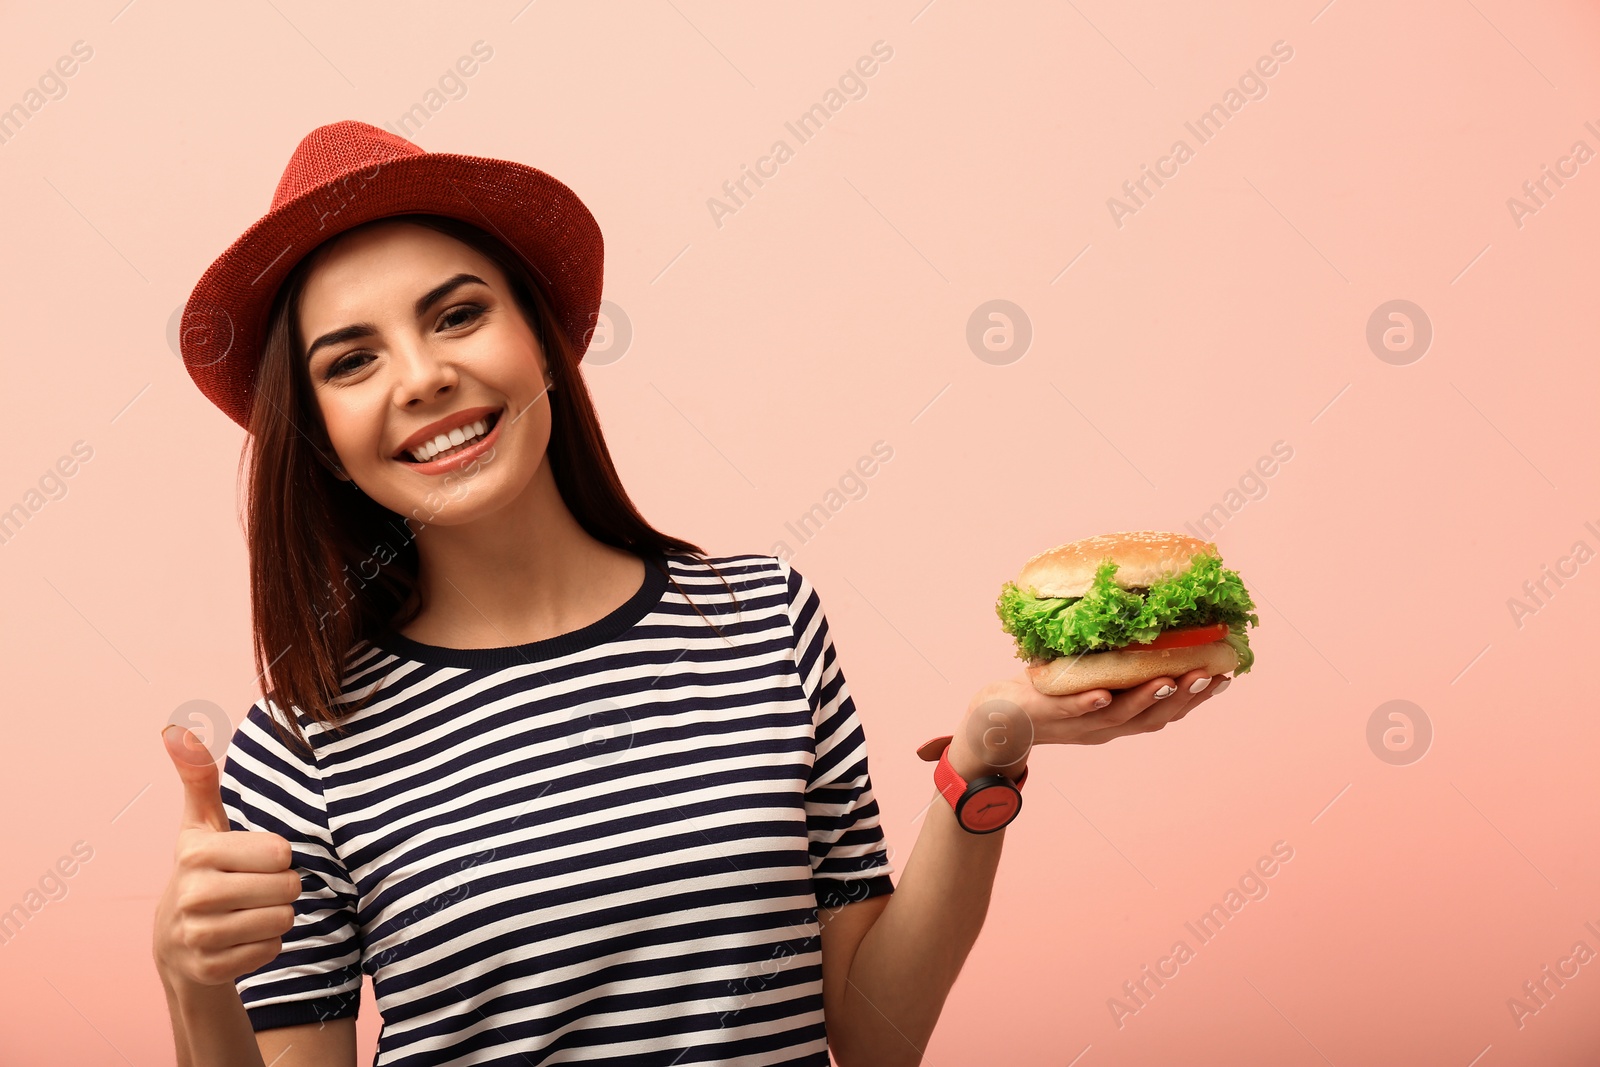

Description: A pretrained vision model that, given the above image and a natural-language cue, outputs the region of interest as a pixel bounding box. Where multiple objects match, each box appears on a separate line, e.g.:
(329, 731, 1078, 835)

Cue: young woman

(152, 121, 1228, 1067)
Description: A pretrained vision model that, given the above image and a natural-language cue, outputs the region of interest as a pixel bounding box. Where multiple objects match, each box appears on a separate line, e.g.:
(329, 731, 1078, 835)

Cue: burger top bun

(1017, 530, 1219, 599)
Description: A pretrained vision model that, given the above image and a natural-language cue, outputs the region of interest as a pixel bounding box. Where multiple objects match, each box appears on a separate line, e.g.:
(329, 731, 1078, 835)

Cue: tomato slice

(1122, 622, 1229, 651)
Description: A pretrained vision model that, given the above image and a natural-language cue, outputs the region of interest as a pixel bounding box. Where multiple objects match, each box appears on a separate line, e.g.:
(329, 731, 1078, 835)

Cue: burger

(994, 531, 1259, 696)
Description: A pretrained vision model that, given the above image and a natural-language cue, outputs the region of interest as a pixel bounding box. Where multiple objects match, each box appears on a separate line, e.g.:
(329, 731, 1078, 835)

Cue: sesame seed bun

(1016, 530, 1220, 599)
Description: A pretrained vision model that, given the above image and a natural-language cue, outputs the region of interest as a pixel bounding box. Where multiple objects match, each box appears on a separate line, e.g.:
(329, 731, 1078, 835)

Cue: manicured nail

(1212, 677, 1232, 694)
(1189, 676, 1211, 694)
(1092, 696, 1111, 709)
(1154, 684, 1176, 699)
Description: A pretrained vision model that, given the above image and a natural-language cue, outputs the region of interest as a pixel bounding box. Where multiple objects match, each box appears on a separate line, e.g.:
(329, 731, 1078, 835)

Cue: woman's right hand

(153, 725, 302, 989)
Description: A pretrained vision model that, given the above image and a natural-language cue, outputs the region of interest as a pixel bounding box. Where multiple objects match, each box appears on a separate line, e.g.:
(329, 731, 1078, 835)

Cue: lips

(392, 405, 503, 462)
(394, 408, 506, 475)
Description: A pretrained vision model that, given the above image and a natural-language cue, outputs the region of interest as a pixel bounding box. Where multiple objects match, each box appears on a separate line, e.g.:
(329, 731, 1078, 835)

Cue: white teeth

(406, 416, 491, 463)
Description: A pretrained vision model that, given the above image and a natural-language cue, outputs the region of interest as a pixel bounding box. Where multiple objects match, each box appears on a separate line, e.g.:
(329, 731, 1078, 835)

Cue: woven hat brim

(180, 152, 604, 431)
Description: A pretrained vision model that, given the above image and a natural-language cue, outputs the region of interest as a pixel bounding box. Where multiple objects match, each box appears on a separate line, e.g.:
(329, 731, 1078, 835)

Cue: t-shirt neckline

(368, 551, 670, 670)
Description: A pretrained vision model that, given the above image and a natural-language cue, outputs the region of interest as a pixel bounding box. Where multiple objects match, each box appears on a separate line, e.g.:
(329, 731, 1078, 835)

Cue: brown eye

(440, 304, 484, 330)
(325, 352, 372, 379)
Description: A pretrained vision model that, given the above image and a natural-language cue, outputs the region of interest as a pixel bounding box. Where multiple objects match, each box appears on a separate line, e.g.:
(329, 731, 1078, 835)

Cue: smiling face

(295, 219, 553, 526)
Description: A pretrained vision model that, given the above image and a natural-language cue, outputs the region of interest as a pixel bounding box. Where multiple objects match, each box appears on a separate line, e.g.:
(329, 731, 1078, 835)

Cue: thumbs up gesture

(152, 725, 303, 988)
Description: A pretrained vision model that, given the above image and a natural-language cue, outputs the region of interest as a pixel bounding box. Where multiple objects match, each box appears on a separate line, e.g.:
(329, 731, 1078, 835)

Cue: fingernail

(1154, 684, 1176, 699)
(1213, 677, 1232, 694)
(160, 724, 181, 739)
(1092, 696, 1111, 709)
(1189, 676, 1211, 694)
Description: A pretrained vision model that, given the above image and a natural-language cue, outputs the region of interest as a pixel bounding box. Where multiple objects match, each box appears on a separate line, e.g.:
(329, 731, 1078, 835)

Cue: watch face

(957, 781, 1021, 833)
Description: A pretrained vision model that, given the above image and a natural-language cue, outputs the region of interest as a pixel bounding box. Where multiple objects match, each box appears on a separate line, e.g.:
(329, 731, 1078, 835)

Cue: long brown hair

(242, 212, 738, 757)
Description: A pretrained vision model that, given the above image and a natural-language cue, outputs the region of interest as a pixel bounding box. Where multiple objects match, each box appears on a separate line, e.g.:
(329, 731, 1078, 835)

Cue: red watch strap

(916, 734, 1028, 790)
(932, 743, 967, 812)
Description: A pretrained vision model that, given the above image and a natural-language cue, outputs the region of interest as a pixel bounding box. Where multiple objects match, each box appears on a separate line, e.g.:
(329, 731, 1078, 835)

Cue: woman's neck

(395, 461, 646, 650)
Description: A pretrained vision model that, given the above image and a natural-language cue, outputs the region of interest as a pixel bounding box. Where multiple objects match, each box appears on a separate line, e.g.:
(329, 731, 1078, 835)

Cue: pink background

(3, 1, 1598, 1063)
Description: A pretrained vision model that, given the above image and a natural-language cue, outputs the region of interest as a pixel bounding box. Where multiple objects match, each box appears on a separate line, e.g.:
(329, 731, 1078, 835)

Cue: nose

(390, 335, 458, 406)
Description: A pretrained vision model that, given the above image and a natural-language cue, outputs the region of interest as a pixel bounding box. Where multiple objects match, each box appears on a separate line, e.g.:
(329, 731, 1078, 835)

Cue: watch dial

(959, 783, 1020, 833)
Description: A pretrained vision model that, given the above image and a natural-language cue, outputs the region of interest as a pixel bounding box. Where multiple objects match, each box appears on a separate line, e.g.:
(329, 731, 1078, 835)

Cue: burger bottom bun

(1025, 641, 1238, 696)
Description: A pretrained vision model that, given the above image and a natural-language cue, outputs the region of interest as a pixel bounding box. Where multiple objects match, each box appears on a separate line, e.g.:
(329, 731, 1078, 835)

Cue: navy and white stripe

(218, 552, 895, 1065)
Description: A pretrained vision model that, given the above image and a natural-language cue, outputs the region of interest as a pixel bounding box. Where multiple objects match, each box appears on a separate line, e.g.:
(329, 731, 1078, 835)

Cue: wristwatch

(916, 734, 1028, 834)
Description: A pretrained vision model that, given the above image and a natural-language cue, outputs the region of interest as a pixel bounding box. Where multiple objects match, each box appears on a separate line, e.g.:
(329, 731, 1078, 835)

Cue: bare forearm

(162, 972, 194, 1067)
(829, 739, 1026, 1067)
(160, 968, 266, 1067)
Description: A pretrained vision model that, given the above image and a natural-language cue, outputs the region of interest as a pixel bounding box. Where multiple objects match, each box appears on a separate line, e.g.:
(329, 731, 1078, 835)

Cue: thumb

(162, 725, 231, 833)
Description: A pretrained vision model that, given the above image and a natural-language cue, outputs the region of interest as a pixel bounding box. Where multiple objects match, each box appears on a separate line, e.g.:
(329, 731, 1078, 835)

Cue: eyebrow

(304, 273, 490, 364)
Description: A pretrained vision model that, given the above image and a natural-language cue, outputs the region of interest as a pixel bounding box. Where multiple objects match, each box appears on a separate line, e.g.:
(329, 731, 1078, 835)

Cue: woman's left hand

(950, 668, 1232, 779)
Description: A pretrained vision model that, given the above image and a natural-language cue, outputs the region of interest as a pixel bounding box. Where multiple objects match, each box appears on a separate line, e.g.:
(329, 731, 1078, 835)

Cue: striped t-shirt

(218, 551, 896, 1066)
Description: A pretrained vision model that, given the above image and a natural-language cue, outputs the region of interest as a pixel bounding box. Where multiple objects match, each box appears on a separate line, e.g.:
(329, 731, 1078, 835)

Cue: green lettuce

(994, 553, 1259, 674)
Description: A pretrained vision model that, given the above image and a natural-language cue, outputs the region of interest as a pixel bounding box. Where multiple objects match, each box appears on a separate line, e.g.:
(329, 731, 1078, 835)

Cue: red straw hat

(180, 119, 604, 431)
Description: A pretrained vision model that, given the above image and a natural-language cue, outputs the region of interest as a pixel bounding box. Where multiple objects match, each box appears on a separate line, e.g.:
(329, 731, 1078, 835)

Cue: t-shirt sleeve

(779, 559, 896, 912)
(217, 699, 364, 1030)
